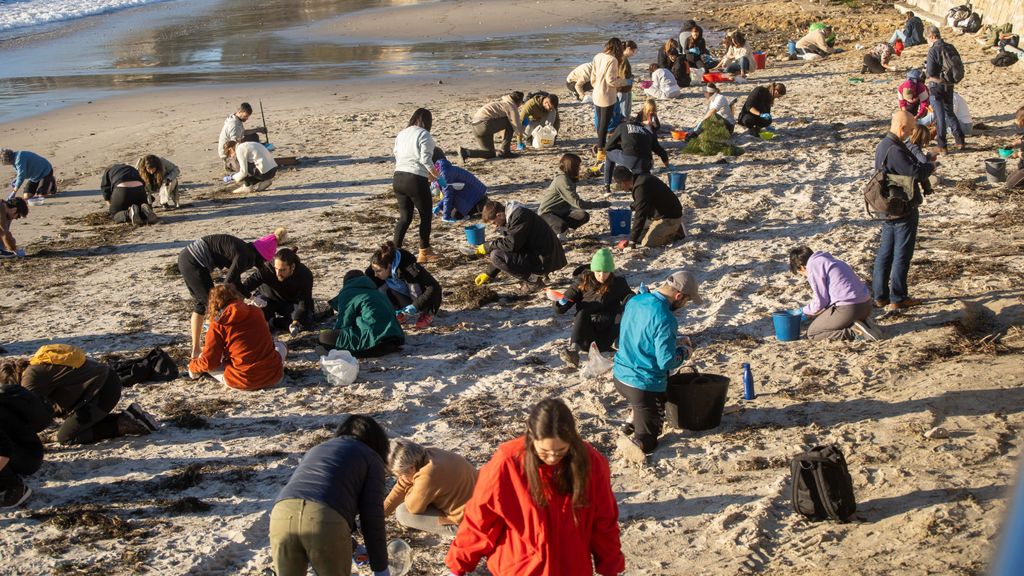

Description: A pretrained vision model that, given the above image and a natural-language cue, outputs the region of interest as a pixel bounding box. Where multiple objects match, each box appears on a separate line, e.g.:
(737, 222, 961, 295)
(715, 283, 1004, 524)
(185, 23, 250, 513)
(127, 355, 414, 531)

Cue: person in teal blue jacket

(614, 270, 702, 456)
(319, 270, 405, 358)
(2, 149, 56, 200)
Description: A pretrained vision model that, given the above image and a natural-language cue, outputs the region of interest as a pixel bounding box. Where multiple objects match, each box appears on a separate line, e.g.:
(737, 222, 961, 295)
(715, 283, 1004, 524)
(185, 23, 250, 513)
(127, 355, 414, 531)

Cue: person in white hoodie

(224, 140, 278, 194)
(591, 38, 628, 161)
(644, 63, 683, 100)
(218, 103, 266, 172)
(459, 93, 526, 161)
(394, 108, 441, 263)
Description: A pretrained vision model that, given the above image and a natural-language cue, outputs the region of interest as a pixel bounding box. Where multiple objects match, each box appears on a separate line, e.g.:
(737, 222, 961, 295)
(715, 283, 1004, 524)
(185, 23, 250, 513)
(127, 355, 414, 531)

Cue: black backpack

(961, 12, 982, 33)
(941, 42, 965, 84)
(992, 50, 1018, 67)
(791, 445, 857, 522)
(110, 348, 179, 387)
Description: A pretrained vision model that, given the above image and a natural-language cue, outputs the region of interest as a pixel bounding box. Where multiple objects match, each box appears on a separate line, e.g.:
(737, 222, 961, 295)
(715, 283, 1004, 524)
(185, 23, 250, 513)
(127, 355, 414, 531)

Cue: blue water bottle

(742, 363, 756, 400)
(787, 40, 797, 56)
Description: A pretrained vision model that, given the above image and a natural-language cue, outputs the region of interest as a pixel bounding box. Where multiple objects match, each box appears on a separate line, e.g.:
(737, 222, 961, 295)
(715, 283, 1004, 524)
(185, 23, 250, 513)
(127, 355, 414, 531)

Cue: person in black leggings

(392, 108, 441, 263)
(0, 385, 47, 509)
(101, 164, 155, 225)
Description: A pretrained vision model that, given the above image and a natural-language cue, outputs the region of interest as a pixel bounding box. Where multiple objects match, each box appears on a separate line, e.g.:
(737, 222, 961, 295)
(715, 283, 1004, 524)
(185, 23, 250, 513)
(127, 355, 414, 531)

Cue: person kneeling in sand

(644, 62, 683, 100)
(188, 284, 287, 390)
(787, 246, 882, 341)
(1, 197, 28, 258)
(384, 438, 477, 538)
(101, 163, 158, 225)
(2, 149, 56, 200)
(320, 270, 405, 358)
(615, 271, 701, 458)
(474, 200, 567, 294)
(136, 154, 181, 210)
(612, 166, 684, 249)
(366, 241, 443, 329)
(223, 140, 278, 194)
(432, 157, 487, 222)
(218, 102, 266, 172)
(554, 248, 633, 367)
(519, 92, 560, 139)
(241, 247, 316, 336)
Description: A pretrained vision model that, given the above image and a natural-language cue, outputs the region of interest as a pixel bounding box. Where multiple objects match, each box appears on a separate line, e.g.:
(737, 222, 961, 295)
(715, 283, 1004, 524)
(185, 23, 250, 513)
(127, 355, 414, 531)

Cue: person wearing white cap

(613, 270, 701, 458)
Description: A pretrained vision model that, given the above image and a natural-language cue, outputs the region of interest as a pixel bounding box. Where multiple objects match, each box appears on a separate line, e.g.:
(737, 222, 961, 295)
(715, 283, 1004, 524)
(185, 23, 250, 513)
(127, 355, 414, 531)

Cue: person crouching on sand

(553, 248, 633, 367)
(319, 270, 405, 358)
(384, 438, 477, 537)
(431, 156, 488, 222)
(240, 247, 316, 336)
(136, 154, 181, 209)
(0, 197, 28, 258)
(787, 246, 882, 341)
(473, 200, 567, 294)
(366, 240, 443, 329)
(223, 140, 278, 194)
(101, 163, 158, 225)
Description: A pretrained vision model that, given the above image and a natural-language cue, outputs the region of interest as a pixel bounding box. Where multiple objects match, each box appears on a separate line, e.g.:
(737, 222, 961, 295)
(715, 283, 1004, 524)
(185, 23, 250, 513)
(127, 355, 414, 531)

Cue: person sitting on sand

(432, 157, 487, 222)
(613, 166, 684, 248)
(460, 92, 527, 161)
(738, 82, 786, 137)
(446, 398, 624, 576)
(1, 197, 28, 258)
(100, 163, 158, 225)
(218, 102, 266, 172)
(553, 248, 633, 367)
(897, 70, 929, 120)
(384, 438, 477, 537)
(614, 271, 700, 457)
(136, 154, 181, 209)
(2, 345, 158, 445)
(682, 24, 715, 71)
(178, 228, 286, 359)
(644, 62, 683, 100)
(241, 247, 315, 336)
(366, 241, 442, 329)
(862, 42, 899, 74)
(223, 140, 278, 194)
(566, 61, 594, 101)
(634, 98, 663, 135)
(320, 270, 405, 358)
(0, 384, 49, 509)
(659, 44, 691, 90)
(188, 284, 287, 390)
(889, 11, 926, 47)
(603, 117, 670, 194)
(519, 92, 560, 138)
(474, 200, 567, 293)
(2, 149, 56, 200)
(795, 25, 835, 58)
(270, 415, 390, 576)
(787, 246, 882, 341)
(717, 31, 753, 78)
(539, 154, 594, 236)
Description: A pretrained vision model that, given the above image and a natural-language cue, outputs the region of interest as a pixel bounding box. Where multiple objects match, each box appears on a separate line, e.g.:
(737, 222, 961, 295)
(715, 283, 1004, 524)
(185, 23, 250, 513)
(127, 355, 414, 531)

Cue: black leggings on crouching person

(177, 250, 213, 315)
(571, 312, 618, 353)
(862, 54, 887, 74)
(317, 332, 403, 359)
(109, 185, 147, 223)
(244, 165, 278, 186)
(541, 211, 590, 235)
(615, 378, 666, 454)
(57, 369, 123, 445)
(737, 111, 771, 136)
(392, 172, 432, 250)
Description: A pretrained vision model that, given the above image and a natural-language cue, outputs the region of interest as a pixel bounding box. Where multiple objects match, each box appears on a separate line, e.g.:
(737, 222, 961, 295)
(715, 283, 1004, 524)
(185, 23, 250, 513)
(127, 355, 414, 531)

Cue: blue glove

(638, 282, 649, 294)
(557, 297, 570, 306)
(432, 202, 443, 215)
(760, 112, 772, 121)
(791, 308, 809, 322)
(399, 304, 417, 316)
(692, 124, 702, 133)
(688, 48, 700, 55)
(15, 248, 25, 258)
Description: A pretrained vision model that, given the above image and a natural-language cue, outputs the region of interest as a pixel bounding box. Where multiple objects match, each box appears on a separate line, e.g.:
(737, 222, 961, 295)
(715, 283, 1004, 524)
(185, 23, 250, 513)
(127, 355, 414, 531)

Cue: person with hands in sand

(218, 102, 266, 172)
(187, 284, 287, 391)
(0, 197, 28, 258)
(0, 383, 49, 509)
(319, 270, 405, 358)
(136, 154, 181, 209)
(270, 414, 391, 576)
(614, 271, 701, 458)
(178, 228, 286, 359)
(445, 398, 625, 576)
(241, 247, 316, 336)
(394, 108, 441, 263)
(538, 153, 603, 236)
(383, 438, 477, 537)
(474, 200, 567, 294)
(787, 246, 882, 341)
(365, 240, 442, 329)
(432, 156, 487, 222)
(460, 93, 526, 161)
(553, 248, 633, 367)
(100, 163, 158, 225)
(897, 70, 929, 120)
(738, 82, 786, 138)
(519, 92, 561, 139)
(223, 139, 278, 194)
(2, 149, 56, 200)
(613, 166, 684, 249)
(566, 61, 594, 101)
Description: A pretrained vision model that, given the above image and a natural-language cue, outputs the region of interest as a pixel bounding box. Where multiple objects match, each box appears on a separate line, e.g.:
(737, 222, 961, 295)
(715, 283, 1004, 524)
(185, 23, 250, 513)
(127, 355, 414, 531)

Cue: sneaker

(887, 297, 922, 311)
(499, 151, 519, 159)
(0, 249, 16, 258)
(621, 422, 635, 436)
(140, 203, 159, 224)
(851, 320, 883, 342)
(873, 299, 890, 308)
(1, 477, 32, 509)
(415, 313, 434, 329)
(458, 146, 469, 163)
(118, 410, 152, 436)
(252, 180, 273, 192)
(125, 402, 159, 432)
(232, 185, 252, 194)
(127, 205, 142, 226)
(559, 347, 581, 367)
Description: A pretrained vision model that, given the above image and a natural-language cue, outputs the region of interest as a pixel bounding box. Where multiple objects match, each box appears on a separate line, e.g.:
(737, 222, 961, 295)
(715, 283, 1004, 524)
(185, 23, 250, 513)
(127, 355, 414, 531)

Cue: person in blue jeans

(924, 26, 965, 154)
(872, 111, 928, 312)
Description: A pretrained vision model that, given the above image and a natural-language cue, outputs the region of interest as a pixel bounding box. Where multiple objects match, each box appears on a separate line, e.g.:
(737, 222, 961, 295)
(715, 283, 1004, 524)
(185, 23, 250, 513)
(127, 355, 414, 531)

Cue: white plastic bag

(320, 349, 358, 385)
(532, 124, 558, 149)
(581, 342, 613, 378)
(388, 539, 412, 576)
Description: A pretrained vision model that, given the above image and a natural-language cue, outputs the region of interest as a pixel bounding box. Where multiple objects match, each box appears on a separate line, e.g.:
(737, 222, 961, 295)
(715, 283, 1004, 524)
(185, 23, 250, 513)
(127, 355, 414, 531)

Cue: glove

(433, 202, 443, 215)
(251, 295, 268, 308)
(692, 124, 702, 133)
(760, 112, 772, 121)
(15, 248, 25, 258)
(790, 308, 809, 322)
(289, 322, 301, 336)
(557, 297, 570, 306)
(615, 239, 629, 249)
(475, 273, 491, 286)
(688, 48, 700, 55)
(637, 282, 649, 294)
(353, 544, 369, 567)
(475, 244, 487, 255)
(223, 176, 233, 183)
(399, 304, 418, 316)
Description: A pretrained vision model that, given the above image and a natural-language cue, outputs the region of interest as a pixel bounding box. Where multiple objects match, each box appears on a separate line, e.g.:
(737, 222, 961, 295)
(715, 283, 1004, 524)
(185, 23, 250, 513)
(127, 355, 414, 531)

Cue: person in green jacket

(519, 93, 560, 140)
(538, 154, 608, 235)
(319, 270, 405, 358)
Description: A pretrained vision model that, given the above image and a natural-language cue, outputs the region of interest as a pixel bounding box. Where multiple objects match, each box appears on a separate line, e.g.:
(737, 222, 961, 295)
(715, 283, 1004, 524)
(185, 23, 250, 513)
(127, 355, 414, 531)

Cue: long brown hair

(604, 37, 625, 61)
(207, 284, 243, 321)
(909, 124, 930, 148)
(523, 398, 590, 508)
(579, 270, 615, 296)
(559, 153, 581, 181)
(141, 155, 165, 188)
(0, 358, 29, 386)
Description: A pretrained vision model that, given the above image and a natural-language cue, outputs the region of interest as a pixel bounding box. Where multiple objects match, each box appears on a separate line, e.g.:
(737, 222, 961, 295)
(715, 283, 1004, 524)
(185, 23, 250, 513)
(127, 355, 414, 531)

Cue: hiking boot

(125, 402, 159, 432)
(140, 203, 159, 224)
(415, 313, 434, 329)
(616, 433, 647, 464)
(887, 297, 922, 311)
(232, 184, 252, 194)
(873, 299, 890, 308)
(559, 346, 580, 367)
(417, 247, 439, 263)
(851, 319, 884, 341)
(621, 422, 635, 436)
(458, 146, 469, 163)
(498, 151, 519, 159)
(596, 149, 607, 162)
(1, 477, 32, 510)
(118, 410, 153, 436)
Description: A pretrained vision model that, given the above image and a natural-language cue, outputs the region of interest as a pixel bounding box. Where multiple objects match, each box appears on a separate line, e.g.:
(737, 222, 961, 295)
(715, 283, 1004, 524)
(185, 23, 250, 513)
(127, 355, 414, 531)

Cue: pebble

(924, 426, 949, 440)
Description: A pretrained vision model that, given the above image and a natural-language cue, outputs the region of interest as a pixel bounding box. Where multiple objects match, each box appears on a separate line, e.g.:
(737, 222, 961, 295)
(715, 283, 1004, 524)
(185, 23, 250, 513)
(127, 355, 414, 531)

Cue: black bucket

(985, 158, 1007, 183)
(665, 371, 730, 431)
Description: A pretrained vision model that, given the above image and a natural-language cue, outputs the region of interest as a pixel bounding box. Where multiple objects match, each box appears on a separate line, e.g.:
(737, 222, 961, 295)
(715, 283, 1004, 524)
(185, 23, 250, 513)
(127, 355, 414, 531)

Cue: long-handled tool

(259, 99, 275, 152)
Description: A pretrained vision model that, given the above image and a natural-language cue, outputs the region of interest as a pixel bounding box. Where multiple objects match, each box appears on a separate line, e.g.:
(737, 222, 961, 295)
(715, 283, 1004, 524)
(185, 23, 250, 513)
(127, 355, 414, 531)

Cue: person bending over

(862, 42, 898, 74)
(241, 247, 315, 336)
(519, 92, 561, 138)
(0, 384, 49, 509)
(218, 102, 266, 172)
(432, 157, 487, 222)
(738, 82, 786, 137)
(101, 163, 158, 225)
(460, 93, 527, 161)
(795, 25, 835, 58)
(224, 140, 278, 194)
(897, 70, 930, 120)
(613, 166, 684, 248)
(633, 98, 663, 135)
(554, 248, 633, 367)
(565, 62, 594, 101)
(321, 270, 405, 358)
(788, 246, 882, 341)
(0, 197, 28, 258)
(604, 116, 669, 193)
(136, 154, 181, 209)
(696, 83, 736, 134)
(366, 241, 442, 329)
(384, 438, 477, 537)
(2, 149, 56, 200)
(644, 62, 683, 100)
(475, 200, 567, 294)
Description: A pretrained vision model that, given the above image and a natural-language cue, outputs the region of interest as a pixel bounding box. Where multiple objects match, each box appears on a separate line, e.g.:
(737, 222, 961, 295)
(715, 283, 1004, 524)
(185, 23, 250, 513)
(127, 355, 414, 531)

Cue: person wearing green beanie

(552, 249, 634, 366)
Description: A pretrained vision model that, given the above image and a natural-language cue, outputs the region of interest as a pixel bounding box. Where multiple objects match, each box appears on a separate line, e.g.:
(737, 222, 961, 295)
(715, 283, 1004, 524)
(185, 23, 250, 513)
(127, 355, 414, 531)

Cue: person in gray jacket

(538, 154, 608, 235)
(217, 102, 266, 171)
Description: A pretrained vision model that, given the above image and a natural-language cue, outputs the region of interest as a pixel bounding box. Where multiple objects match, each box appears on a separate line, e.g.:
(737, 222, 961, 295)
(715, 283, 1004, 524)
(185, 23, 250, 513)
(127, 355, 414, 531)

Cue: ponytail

(371, 241, 398, 269)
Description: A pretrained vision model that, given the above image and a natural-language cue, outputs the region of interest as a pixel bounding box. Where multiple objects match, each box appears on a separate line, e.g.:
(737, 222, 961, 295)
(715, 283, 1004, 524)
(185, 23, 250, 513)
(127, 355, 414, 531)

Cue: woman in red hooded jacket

(445, 398, 625, 576)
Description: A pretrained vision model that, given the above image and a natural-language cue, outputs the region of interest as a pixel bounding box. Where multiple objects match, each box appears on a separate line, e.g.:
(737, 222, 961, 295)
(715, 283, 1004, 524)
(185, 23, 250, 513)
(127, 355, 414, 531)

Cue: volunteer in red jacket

(445, 398, 625, 576)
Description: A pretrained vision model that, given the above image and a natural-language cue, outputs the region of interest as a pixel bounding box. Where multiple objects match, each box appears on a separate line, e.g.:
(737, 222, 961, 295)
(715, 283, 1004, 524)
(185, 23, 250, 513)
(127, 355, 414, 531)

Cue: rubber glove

(689, 47, 700, 55)
(615, 239, 629, 249)
(760, 112, 772, 121)
(475, 273, 490, 286)
(15, 248, 25, 258)
(557, 297, 570, 306)
(289, 322, 301, 336)
(475, 244, 487, 255)
(432, 202, 443, 216)
(399, 304, 418, 317)
(353, 544, 369, 567)
(223, 176, 233, 183)
(251, 295, 268, 308)
(638, 282, 649, 294)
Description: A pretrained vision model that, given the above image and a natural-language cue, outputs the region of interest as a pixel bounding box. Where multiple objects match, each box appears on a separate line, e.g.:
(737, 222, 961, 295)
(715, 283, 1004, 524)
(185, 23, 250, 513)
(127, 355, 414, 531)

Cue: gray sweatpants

(807, 300, 873, 341)
(395, 503, 459, 537)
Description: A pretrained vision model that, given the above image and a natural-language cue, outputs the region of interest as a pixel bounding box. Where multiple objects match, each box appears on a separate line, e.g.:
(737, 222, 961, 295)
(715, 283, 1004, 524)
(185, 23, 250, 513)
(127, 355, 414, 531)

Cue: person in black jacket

(0, 385, 48, 509)
(178, 228, 286, 358)
(924, 26, 965, 154)
(367, 240, 443, 329)
(613, 166, 685, 248)
(270, 415, 390, 576)
(682, 25, 714, 70)
(553, 248, 633, 366)
(241, 247, 316, 335)
(603, 119, 670, 192)
(100, 164, 157, 225)
(738, 83, 786, 137)
(475, 200, 567, 293)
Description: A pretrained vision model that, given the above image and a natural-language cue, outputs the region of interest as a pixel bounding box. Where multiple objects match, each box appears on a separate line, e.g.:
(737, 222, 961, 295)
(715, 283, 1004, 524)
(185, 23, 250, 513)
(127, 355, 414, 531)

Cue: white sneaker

(852, 319, 883, 341)
(232, 185, 252, 194)
(128, 205, 142, 226)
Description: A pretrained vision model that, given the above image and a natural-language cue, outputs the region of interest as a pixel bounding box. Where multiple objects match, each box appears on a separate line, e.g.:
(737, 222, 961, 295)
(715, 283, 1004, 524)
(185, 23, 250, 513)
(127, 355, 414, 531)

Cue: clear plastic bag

(388, 539, 412, 576)
(581, 342, 613, 378)
(319, 349, 358, 385)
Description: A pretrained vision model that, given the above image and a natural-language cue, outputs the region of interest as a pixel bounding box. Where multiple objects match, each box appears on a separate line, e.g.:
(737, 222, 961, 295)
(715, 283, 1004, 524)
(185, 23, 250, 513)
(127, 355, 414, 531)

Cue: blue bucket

(669, 172, 687, 192)
(464, 223, 485, 245)
(772, 310, 802, 342)
(608, 209, 631, 235)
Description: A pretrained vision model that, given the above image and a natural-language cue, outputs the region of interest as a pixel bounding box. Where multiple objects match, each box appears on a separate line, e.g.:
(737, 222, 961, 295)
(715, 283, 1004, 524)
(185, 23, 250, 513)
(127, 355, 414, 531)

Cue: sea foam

(0, 0, 173, 33)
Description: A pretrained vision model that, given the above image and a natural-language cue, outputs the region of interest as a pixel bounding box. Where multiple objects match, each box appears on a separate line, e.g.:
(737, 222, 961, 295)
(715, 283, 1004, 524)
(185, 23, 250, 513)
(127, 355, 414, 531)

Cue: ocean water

(0, 0, 175, 33)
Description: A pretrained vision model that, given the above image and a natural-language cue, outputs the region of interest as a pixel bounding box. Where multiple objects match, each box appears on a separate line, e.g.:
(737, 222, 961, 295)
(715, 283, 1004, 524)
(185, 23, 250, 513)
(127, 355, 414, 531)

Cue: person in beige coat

(460, 92, 527, 161)
(383, 438, 477, 537)
(136, 154, 181, 209)
(590, 38, 628, 161)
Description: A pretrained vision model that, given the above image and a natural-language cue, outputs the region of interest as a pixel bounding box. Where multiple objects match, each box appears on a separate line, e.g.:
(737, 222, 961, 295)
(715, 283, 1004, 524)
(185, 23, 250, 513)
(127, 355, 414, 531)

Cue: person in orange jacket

(445, 398, 625, 576)
(188, 284, 286, 390)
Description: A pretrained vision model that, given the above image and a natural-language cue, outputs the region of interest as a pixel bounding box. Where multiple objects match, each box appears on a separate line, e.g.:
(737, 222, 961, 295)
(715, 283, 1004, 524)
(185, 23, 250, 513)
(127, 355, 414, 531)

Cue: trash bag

(320, 349, 358, 385)
(532, 124, 558, 149)
(581, 342, 614, 378)
(388, 539, 413, 576)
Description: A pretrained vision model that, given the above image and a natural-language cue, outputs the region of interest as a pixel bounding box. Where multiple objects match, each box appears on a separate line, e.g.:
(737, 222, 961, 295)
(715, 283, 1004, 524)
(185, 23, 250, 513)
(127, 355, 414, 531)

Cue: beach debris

(924, 427, 949, 440)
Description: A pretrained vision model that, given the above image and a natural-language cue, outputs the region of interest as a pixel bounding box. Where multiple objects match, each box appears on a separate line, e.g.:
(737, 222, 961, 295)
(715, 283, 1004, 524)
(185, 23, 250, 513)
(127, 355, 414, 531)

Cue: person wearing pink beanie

(252, 233, 279, 262)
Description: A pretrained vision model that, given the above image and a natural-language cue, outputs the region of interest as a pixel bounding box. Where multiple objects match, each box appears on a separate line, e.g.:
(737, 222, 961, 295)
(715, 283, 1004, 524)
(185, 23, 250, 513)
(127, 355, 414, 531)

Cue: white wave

(0, 0, 174, 32)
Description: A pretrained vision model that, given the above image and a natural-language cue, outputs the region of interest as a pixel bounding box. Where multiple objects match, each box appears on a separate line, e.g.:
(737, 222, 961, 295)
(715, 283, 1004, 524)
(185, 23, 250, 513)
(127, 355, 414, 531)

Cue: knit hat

(590, 248, 615, 273)
(252, 233, 278, 262)
(906, 69, 922, 82)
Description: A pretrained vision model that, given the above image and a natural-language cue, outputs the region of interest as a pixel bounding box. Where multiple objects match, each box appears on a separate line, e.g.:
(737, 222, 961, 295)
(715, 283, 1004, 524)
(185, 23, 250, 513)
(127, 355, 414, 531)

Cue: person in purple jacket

(431, 157, 488, 222)
(788, 246, 883, 341)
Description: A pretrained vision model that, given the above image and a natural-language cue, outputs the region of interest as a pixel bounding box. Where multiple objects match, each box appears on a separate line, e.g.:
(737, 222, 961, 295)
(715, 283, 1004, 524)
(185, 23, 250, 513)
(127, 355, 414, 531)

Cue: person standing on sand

(394, 108, 441, 263)
(2, 149, 56, 200)
(445, 398, 625, 576)
(613, 166, 683, 249)
(218, 102, 266, 172)
(872, 110, 927, 312)
(223, 140, 278, 194)
(614, 271, 701, 458)
(100, 163, 158, 226)
(787, 246, 882, 341)
(591, 38, 628, 163)
(460, 93, 526, 161)
(0, 197, 28, 258)
(383, 438, 477, 537)
(473, 200, 567, 294)
(553, 248, 633, 367)
(925, 26, 966, 154)
(618, 40, 638, 120)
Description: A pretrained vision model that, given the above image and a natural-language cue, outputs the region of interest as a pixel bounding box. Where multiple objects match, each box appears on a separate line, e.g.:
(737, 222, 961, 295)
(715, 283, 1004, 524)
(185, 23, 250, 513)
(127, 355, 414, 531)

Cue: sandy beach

(1, 0, 1024, 574)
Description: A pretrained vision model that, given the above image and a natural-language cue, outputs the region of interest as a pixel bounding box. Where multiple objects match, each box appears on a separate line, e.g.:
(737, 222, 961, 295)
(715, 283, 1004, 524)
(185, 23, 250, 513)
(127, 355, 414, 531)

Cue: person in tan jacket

(460, 92, 526, 161)
(590, 38, 627, 161)
(383, 438, 477, 537)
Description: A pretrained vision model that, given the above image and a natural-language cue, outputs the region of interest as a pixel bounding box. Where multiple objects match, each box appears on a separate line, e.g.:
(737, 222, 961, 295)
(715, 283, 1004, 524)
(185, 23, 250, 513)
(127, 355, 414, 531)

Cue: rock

(924, 426, 949, 439)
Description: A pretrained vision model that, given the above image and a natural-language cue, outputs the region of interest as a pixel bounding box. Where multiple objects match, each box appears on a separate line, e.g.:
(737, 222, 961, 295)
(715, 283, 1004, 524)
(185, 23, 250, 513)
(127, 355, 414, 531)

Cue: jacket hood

(215, 300, 258, 326)
(505, 200, 524, 220)
(341, 275, 378, 294)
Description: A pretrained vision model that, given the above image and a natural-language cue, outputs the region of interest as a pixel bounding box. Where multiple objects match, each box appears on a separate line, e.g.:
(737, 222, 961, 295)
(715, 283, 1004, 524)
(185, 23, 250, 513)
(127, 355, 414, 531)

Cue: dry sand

(1, 0, 1024, 574)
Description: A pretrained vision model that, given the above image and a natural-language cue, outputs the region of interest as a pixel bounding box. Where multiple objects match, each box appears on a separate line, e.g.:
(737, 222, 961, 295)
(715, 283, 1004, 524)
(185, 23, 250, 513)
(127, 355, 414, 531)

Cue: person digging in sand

(136, 154, 181, 209)
(0, 197, 28, 258)
(787, 246, 883, 341)
(474, 199, 567, 294)
(613, 166, 684, 249)
(320, 270, 405, 358)
(2, 149, 56, 200)
(553, 248, 633, 367)
(223, 139, 278, 194)
(603, 115, 669, 194)
(432, 156, 488, 222)
(460, 92, 526, 161)
(738, 82, 786, 138)
(365, 240, 442, 329)
(0, 384, 49, 509)
(217, 102, 266, 172)
(519, 92, 561, 139)
(241, 247, 316, 336)
(383, 438, 477, 537)
(100, 163, 158, 225)
(539, 153, 605, 237)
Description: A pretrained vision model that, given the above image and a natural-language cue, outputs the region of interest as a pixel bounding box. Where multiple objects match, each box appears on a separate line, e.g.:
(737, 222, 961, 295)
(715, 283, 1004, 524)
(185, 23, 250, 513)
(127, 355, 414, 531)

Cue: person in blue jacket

(614, 270, 702, 458)
(2, 149, 56, 200)
(431, 157, 488, 222)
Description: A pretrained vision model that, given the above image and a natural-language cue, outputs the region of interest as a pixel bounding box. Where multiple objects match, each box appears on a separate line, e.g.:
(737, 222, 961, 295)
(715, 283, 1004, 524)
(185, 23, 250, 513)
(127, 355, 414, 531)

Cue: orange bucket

(671, 130, 688, 141)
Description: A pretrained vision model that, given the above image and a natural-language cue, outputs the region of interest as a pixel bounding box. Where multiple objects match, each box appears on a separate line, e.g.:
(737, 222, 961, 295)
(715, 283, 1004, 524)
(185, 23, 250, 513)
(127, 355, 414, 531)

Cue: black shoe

(559, 347, 580, 367)
(499, 151, 519, 159)
(458, 146, 469, 162)
(621, 422, 635, 436)
(125, 402, 159, 432)
(1, 477, 32, 509)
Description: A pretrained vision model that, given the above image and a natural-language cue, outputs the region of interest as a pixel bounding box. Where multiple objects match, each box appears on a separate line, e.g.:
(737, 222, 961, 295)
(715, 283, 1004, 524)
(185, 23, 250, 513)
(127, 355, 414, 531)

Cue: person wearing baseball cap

(613, 270, 701, 459)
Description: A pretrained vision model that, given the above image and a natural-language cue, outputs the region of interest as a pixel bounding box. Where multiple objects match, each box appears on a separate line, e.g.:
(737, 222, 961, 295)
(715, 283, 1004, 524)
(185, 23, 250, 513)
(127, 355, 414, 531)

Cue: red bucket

(753, 51, 767, 70)
(702, 72, 733, 84)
